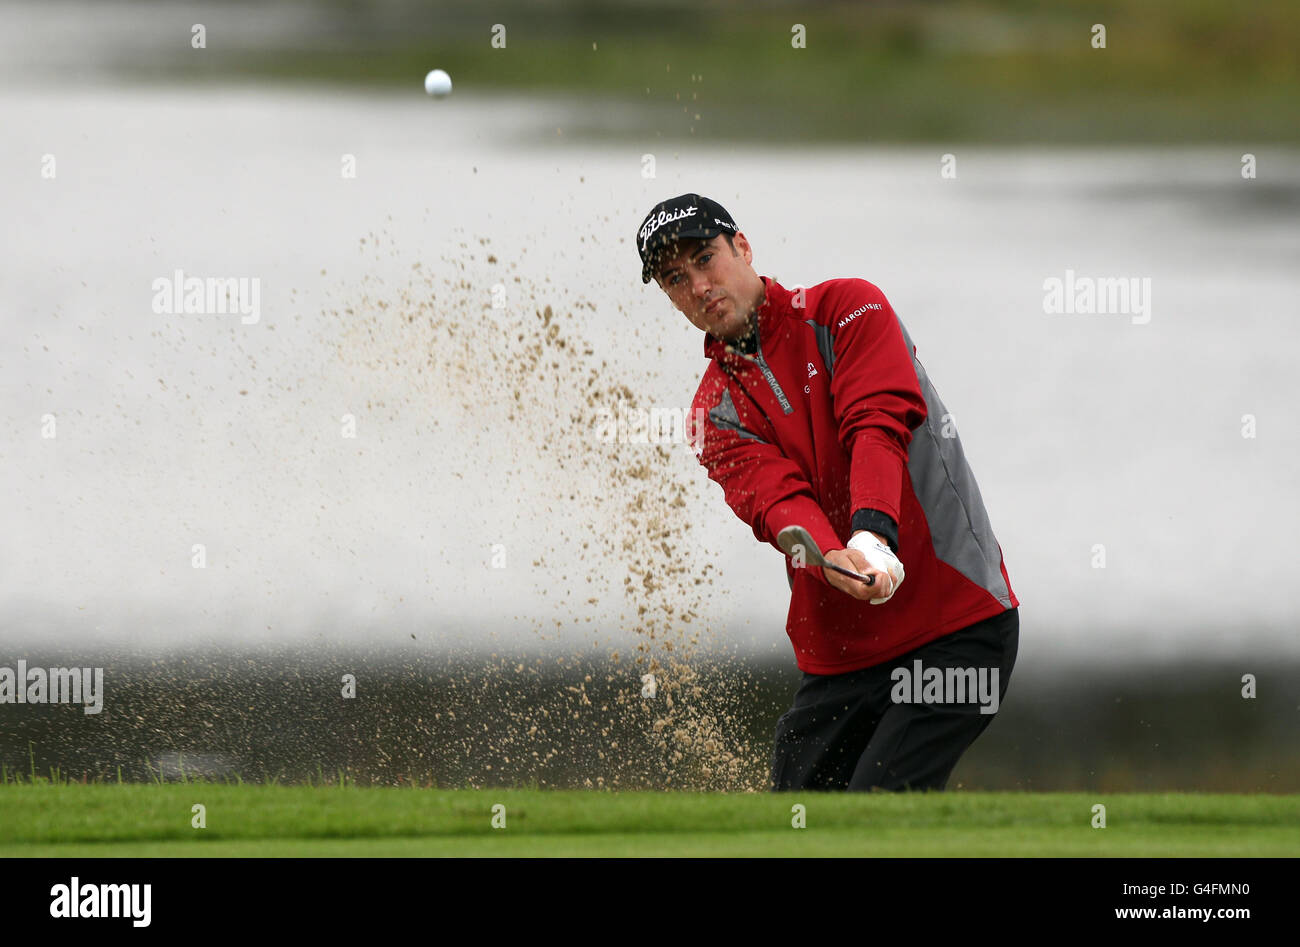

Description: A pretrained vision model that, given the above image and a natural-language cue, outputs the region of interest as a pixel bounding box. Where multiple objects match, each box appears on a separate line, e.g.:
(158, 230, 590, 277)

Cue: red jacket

(687, 275, 1018, 674)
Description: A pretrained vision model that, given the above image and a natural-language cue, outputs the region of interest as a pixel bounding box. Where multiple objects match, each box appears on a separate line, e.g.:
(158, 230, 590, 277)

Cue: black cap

(637, 193, 739, 284)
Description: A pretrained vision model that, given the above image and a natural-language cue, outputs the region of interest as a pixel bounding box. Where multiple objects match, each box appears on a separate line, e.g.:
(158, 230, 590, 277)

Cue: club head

(777, 524, 877, 589)
(776, 525, 828, 568)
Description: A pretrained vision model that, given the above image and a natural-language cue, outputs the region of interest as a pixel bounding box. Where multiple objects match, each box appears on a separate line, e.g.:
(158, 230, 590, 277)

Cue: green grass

(1, 785, 1295, 857)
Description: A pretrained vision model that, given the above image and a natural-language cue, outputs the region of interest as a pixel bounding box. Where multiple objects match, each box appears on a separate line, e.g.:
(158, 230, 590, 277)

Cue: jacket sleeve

(827, 280, 928, 531)
(689, 380, 842, 588)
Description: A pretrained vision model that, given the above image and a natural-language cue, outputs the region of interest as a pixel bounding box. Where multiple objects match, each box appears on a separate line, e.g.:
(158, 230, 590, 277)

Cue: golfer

(637, 193, 1020, 791)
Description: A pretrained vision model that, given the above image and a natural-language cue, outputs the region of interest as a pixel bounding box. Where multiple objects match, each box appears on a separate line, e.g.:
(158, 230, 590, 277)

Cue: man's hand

(821, 532, 904, 603)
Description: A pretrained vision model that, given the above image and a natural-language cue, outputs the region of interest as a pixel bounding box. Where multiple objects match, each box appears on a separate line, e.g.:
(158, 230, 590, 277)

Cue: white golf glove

(847, 532, 905, 605)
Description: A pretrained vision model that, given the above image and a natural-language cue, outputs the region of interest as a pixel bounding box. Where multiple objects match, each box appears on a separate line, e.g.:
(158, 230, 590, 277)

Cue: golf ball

(424, 69, 452, 97)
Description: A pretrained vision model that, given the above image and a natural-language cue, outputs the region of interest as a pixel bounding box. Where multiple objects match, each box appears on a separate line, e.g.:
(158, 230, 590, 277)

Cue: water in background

(3, 87, 1298, 670)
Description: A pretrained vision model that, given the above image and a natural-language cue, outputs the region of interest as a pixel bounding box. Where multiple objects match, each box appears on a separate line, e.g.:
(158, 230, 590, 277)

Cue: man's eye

(668, 274, 682, 285)
(699, 254, 712, 264)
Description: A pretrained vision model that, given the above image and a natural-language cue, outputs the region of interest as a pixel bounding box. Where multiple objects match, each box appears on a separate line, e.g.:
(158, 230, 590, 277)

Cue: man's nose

(690, 271, 711, 297)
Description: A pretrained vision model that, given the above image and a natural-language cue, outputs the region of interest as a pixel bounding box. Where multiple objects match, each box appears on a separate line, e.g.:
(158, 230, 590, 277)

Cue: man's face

(654, 233, 763, 343)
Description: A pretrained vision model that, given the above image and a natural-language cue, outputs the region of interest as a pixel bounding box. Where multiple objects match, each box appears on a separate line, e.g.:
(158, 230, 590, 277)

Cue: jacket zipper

(749, 332, 793, 415)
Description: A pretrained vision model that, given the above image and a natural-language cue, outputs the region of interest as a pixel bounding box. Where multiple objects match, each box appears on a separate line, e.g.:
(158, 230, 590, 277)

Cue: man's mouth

(705, 298, 723, 314)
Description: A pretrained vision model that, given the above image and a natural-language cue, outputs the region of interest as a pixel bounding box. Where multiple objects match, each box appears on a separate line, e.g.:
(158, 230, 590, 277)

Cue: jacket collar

(703, 275, 789, 363)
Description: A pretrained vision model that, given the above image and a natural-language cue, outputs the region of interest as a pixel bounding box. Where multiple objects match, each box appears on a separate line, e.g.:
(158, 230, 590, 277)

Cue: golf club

(776, 525, 875, 587)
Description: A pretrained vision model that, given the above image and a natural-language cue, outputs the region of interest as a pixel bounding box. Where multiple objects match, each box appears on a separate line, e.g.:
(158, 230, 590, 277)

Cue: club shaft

(823, 562, 875, 587)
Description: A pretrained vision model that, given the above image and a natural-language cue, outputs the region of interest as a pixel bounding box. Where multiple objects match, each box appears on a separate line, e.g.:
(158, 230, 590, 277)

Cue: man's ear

(735, 232, 753, 264)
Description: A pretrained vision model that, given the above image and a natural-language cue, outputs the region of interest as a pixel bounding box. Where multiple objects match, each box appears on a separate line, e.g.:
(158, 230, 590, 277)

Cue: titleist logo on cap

(640, 205, 698, 251)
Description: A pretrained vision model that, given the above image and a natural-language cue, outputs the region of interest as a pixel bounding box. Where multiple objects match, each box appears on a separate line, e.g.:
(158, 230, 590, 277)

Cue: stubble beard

(732, 285, 763, 344)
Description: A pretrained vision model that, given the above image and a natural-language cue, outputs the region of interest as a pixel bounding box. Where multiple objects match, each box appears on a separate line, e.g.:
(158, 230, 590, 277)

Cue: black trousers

(771, 607, 1019, 792)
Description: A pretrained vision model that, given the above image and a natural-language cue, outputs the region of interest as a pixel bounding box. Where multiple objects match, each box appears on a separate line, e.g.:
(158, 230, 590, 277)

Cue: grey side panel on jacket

(803, 315, 1011, 606)
(708, 387, 768, 443)
(895, 319, 1013, 607)
(805, 319, 836, 378)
